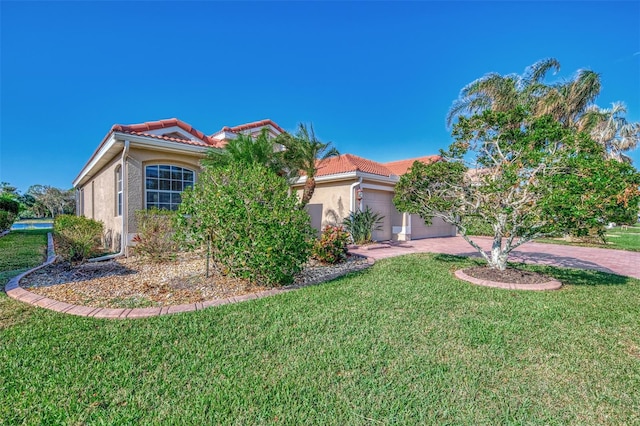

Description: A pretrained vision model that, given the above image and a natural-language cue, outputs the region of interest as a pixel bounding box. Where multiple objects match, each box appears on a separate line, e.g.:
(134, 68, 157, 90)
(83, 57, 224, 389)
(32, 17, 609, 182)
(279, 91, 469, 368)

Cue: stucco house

(291, 153, 456, 241)
(73, 118, 455, 255)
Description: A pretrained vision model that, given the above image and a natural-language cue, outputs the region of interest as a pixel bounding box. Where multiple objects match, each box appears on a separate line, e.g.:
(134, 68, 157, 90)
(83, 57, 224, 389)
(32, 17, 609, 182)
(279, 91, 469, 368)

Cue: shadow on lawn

(432, 253, 631, 287)
(540, 267, 631, 287)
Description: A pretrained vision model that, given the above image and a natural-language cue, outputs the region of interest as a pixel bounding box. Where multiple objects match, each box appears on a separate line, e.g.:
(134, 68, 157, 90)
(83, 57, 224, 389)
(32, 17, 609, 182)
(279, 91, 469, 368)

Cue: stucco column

(398, 212, 412, 241)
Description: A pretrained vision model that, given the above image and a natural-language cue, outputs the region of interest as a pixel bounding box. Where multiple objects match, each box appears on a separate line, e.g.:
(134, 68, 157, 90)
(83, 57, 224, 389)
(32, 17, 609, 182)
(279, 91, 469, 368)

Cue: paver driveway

(349, 236, 640, 280)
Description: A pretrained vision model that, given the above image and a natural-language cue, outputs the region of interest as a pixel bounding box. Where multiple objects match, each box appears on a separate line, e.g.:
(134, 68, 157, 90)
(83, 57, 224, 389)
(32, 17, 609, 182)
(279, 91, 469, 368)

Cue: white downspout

(90, 140, 130, 262)
(349, 177, 363, 212)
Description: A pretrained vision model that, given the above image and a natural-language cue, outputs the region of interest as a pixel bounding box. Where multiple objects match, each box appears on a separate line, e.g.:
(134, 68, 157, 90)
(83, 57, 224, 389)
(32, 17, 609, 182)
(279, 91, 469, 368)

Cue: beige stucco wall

(411, 215, 457, 238)
(77, 155, 123, 251)
(125, 147, 203, 240)
(298, 177, 456, 242)
(294, 180, 353, 233)
(76, 145, 204, 252)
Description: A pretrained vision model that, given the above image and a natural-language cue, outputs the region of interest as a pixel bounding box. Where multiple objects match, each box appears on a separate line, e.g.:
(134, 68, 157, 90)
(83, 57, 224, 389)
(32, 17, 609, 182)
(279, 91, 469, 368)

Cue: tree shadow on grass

(533, 266, 631, 287)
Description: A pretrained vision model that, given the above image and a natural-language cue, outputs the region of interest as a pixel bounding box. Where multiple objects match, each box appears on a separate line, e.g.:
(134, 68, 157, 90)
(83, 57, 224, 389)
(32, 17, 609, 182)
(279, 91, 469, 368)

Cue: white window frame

(144, 164, 195, 211)
(116, 165, 123, 216)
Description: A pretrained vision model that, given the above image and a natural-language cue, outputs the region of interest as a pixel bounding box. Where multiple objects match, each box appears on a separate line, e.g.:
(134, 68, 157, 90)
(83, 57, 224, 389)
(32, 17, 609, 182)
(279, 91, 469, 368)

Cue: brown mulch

(21, 252, 268, 309)
(462, 266, 553, 285)
(20, 252, 370, 309)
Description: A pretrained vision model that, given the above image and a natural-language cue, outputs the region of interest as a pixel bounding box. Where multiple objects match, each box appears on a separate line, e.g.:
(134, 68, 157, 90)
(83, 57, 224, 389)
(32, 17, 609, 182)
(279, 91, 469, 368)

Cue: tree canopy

(395, 107, 640, 270)
(447, 58, 639, 164)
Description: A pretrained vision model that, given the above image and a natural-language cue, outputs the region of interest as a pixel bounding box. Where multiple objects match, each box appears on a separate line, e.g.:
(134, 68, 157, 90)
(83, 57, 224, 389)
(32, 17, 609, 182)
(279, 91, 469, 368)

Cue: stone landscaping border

(4, 233, 375, 319)
(454, 269, 562, 291)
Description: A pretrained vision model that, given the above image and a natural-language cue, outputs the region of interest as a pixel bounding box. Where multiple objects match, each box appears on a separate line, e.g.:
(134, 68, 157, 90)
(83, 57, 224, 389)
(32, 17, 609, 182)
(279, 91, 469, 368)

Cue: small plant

(343, 207, 384, 244)
(53, 215, 104, 262)
(0, 210, 16, 232)
(131, 209, 179, 262)
(312, 225, 350, 264)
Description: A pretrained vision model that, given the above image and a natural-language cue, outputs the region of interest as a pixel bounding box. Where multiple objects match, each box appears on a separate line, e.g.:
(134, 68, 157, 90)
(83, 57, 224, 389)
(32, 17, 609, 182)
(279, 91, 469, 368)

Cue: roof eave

(291, 170, 398, 187)
(73, 132, 209, 188)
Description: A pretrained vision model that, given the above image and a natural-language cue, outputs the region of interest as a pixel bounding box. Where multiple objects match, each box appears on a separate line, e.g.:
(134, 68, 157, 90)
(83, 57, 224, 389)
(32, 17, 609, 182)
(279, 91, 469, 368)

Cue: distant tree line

(0, 182, 75, 220)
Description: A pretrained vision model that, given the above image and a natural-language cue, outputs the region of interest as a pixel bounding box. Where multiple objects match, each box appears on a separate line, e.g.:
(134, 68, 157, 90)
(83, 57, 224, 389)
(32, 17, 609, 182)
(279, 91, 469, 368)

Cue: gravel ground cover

(21, 252, 371, 308)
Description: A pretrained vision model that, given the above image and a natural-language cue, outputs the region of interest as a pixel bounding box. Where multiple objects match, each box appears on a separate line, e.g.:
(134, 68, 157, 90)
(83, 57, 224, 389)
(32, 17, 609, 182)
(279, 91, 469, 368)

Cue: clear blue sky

(1, 1, 639, 193)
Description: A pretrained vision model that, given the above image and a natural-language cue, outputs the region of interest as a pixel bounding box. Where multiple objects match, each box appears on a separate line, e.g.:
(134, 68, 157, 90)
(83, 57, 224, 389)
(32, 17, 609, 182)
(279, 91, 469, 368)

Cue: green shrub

(54, 215, 104, 262)
(343, 207, 384, 244)
(462, 216, 493, 236)
(0, 195, 20, 215)
(177, 165, 314, 286)
(132, 209, 178, 262)
(312, 225, 350, 264)
(0, 210, 16, 232)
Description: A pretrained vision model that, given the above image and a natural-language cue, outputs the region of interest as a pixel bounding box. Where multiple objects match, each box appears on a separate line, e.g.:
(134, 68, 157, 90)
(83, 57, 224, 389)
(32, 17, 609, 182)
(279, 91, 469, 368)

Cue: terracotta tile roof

(315, 154, 394, 177)
(383, 155, 441, 175)
(312, 154, 442, 179)
(114, 130, 213, 147)
(213, 119, 285, 138)
(112, 118, 218, 146)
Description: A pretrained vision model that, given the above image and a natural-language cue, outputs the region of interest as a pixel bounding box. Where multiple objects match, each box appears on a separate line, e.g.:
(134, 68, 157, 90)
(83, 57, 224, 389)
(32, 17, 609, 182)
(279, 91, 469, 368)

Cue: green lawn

(536, 223, 640, 252)
(0, 230, 49, 329)
(1, 242, 639, 424)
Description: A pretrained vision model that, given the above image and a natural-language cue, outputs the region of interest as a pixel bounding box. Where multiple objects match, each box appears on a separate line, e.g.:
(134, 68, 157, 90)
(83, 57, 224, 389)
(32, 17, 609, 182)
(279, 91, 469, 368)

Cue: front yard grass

(2, 248, 639, 424)
(0, 230, 48, 329)
(536, 223, 640, 252)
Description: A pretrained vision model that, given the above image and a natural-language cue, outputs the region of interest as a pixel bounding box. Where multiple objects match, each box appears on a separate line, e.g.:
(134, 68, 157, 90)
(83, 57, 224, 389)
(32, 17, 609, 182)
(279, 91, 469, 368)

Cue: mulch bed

(462, 266, 553, 285)
(20, 252, 370, 309)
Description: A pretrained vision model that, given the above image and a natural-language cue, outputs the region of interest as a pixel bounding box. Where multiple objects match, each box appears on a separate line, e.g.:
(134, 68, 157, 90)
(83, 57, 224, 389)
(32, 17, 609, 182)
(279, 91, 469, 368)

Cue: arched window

(116, 166, 123, 216)
(145, 165, 194, 211)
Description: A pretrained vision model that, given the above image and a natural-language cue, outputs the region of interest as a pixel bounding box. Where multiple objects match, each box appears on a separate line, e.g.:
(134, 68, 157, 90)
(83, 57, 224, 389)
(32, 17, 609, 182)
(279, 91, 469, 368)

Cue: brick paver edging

(4, 233, 375, 319)
(454, 269, 563, 291)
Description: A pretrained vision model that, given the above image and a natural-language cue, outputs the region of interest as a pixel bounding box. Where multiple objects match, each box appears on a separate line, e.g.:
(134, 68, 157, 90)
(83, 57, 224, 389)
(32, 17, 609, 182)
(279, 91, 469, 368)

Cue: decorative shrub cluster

(343, 206, 385, 244)
(0, 195, 19, 231)
(312, 225, 350, 264)
(131, 209, 179, 262)
(53, 214, 104, 262)
(177, 165, 314, 286)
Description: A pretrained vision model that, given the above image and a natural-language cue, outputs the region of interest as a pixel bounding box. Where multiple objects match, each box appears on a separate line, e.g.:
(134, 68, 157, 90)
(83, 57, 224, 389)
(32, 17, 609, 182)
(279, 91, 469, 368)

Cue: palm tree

(202, 128, 284, 175)
(534, 69, 601, 129)
(447, 59, 609, 137)
(586, 102, 640, 163)
(276, 123, 339, 207)
(446, 58, 561, 127)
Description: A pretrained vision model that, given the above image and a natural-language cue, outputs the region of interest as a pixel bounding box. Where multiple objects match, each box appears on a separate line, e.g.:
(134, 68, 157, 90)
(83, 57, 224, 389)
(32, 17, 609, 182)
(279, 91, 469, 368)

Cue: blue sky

(1, 1, 639, 193)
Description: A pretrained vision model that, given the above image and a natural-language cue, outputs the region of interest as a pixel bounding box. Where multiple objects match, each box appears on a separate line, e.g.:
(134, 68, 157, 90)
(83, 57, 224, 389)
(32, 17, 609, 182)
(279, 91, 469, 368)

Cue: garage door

(363, 190, 393, 241)
(411, 215, 456, 239)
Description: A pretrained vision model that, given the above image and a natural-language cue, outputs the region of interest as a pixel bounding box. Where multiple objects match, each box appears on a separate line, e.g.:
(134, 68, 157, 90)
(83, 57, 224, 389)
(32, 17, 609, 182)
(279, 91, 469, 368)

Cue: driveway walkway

(349, 236, 640, 280)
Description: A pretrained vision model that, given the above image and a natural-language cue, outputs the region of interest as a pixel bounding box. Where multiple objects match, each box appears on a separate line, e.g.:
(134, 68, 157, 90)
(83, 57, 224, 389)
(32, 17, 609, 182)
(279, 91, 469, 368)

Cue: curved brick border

(4, 233, 375, 319)
(454, 269, 562, 291)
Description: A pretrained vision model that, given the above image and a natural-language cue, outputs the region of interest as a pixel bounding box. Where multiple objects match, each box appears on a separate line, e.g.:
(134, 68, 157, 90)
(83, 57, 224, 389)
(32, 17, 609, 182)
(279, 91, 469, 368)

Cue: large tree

(446, 58, 562, 126)
(394, 107, 640, 270)
(447, 58, 639, 163)
(275, 123, 339, 207)
(26, 185, 75, 218)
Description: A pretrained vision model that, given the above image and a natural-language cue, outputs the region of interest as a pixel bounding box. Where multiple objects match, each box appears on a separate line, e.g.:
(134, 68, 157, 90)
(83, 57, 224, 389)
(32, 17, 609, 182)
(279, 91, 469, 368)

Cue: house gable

(211, 119, 285, 143)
